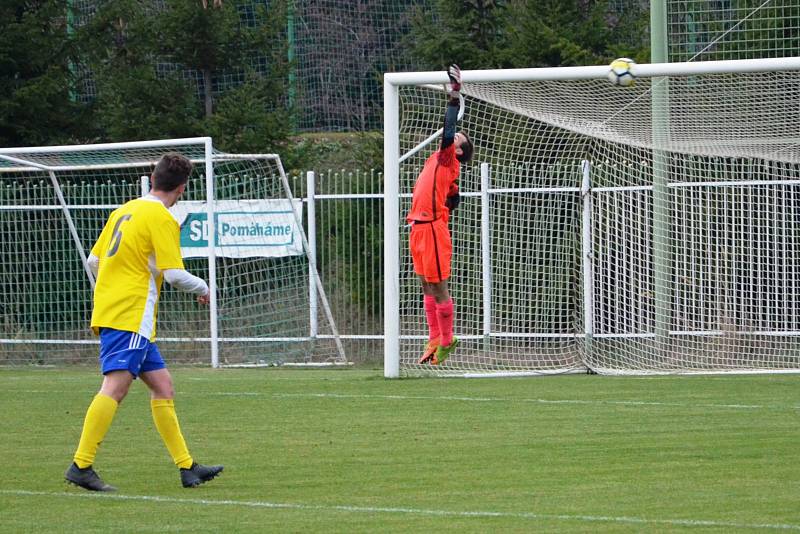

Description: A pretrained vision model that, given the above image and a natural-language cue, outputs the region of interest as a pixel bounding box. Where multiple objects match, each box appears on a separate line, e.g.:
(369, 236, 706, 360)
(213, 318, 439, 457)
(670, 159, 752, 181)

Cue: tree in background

(405, 0, 649, 70)
(502, 0, 649, 66)
(206, 72, 292, 155)
(76, 0, 205, 141)
(157, 0, 254, 119)
(201, 0, 293, 154)
(0, 0, 88, 146)
(73, 0, 290, 153)
(296, 0, 419, 132)
(404, 0, 506, 69)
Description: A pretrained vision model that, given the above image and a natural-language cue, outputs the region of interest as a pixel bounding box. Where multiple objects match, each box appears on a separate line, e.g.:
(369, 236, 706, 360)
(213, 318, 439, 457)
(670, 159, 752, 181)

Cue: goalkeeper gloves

(445, 193, 461, 211)
(447, 64, 462, 100)
(445, 182, 460, 211)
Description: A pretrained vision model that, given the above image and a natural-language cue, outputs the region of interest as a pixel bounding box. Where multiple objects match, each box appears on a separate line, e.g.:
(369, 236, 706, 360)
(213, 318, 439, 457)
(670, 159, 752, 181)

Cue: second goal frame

(0, 137, 346, 367)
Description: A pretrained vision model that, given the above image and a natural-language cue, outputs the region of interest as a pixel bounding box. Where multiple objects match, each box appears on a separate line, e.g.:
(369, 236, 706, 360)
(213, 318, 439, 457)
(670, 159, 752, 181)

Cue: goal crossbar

(384, 57, 800, 86)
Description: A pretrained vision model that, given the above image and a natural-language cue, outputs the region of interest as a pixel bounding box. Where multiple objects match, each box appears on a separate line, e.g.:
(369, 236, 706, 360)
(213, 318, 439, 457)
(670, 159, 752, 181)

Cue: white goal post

(385, 57, 800, 377)
(0, 137, 345, 367)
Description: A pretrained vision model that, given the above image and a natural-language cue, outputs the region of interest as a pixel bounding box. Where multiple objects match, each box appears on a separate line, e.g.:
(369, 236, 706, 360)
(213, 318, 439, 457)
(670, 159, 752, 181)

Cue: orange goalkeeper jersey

(406, 144, 460, 224)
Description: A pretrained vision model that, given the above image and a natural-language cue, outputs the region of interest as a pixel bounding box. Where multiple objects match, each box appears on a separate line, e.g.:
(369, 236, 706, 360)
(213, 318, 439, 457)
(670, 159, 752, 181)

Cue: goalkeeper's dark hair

(457, 133, 474, 163)
(153, 152, 193, 192)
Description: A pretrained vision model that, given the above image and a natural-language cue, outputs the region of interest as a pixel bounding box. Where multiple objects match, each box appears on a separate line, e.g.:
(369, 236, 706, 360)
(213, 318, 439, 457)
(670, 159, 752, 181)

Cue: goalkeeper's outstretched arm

(441, 64, 461, 149)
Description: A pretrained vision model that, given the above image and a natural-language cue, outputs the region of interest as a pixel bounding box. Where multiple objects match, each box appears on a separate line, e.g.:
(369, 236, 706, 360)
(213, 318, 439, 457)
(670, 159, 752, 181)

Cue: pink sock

(436, 298, 454, 347)
(424, 295, 441, 341)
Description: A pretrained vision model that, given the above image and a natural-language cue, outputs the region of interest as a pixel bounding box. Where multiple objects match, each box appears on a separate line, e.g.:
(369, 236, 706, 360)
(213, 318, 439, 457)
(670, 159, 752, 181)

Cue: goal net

(385, 58, 800, 377)
(0, 138, 345, 367)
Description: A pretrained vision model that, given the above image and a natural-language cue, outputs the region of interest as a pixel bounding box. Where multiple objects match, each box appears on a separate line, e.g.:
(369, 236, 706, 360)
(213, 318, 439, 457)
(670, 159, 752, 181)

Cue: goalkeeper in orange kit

(407, 64, 473, 365)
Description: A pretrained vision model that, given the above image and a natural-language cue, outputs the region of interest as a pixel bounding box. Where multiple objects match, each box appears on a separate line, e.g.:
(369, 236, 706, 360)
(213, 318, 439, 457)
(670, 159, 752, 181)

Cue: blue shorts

(99, 328, 166, 377)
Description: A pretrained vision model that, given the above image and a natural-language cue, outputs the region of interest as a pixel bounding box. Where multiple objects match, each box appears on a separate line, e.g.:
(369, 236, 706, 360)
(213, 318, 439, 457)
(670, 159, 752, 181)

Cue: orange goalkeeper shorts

(409, 219, 452, 283)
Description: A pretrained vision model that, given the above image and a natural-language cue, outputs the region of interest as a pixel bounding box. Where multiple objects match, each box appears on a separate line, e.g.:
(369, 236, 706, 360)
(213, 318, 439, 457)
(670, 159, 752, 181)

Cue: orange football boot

(418, 337, 441, 364)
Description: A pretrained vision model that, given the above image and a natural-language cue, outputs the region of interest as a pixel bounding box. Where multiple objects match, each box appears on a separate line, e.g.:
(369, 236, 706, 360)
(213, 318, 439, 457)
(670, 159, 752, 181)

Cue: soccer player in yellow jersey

(65, 153, 223, 491)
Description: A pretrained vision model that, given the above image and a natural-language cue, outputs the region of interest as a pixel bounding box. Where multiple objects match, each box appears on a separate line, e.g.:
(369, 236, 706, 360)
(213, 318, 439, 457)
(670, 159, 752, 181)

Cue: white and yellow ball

(607, 58, 636, 87)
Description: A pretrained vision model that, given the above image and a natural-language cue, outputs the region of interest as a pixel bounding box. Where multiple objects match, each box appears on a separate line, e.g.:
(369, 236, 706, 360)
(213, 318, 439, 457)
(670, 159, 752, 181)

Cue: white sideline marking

(215, 391, 800, 412)
(1, 490, 798, 531)
(5, 390, 800, 411)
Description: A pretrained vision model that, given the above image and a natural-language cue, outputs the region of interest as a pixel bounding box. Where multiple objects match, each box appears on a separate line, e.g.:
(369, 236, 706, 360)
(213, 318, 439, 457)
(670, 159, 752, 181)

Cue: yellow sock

(73, 393, 118, 469)
(151, 399, 193, 469)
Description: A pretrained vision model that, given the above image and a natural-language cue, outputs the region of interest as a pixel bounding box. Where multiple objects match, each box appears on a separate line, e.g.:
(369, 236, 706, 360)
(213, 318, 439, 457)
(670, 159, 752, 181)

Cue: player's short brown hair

(152, 153, 193, 192)
(457, 132, 473, 163)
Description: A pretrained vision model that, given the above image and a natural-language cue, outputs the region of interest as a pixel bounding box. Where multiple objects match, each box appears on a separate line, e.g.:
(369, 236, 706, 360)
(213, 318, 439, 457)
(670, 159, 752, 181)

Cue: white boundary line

(3, 389, 800, 411)
(245, 391, 800, 412)
(1, 490, 798, 531)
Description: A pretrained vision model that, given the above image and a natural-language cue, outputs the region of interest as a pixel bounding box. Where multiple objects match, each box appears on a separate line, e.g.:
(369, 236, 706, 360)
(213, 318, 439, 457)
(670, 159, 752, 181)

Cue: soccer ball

(607, 58, 636, 87)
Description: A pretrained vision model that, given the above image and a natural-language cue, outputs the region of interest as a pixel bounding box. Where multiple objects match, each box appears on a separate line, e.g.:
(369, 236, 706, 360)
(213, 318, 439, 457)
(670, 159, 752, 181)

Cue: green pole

(651, 1, 671, 358)
(287, 0, 297, 130)
(66, 0, 77, 102)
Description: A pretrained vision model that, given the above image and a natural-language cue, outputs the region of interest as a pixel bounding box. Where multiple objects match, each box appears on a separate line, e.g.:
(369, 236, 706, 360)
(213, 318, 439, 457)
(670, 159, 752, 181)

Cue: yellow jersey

(90, 196, 184, 340)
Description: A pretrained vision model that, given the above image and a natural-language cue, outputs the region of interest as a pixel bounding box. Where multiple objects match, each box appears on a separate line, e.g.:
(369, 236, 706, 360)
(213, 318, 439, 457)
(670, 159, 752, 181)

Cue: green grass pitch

(1, 368, 799, 532)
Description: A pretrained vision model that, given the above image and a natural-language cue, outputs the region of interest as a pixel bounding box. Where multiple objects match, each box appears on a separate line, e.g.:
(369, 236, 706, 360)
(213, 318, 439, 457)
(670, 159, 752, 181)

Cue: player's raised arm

(441, 64, 461, 149)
